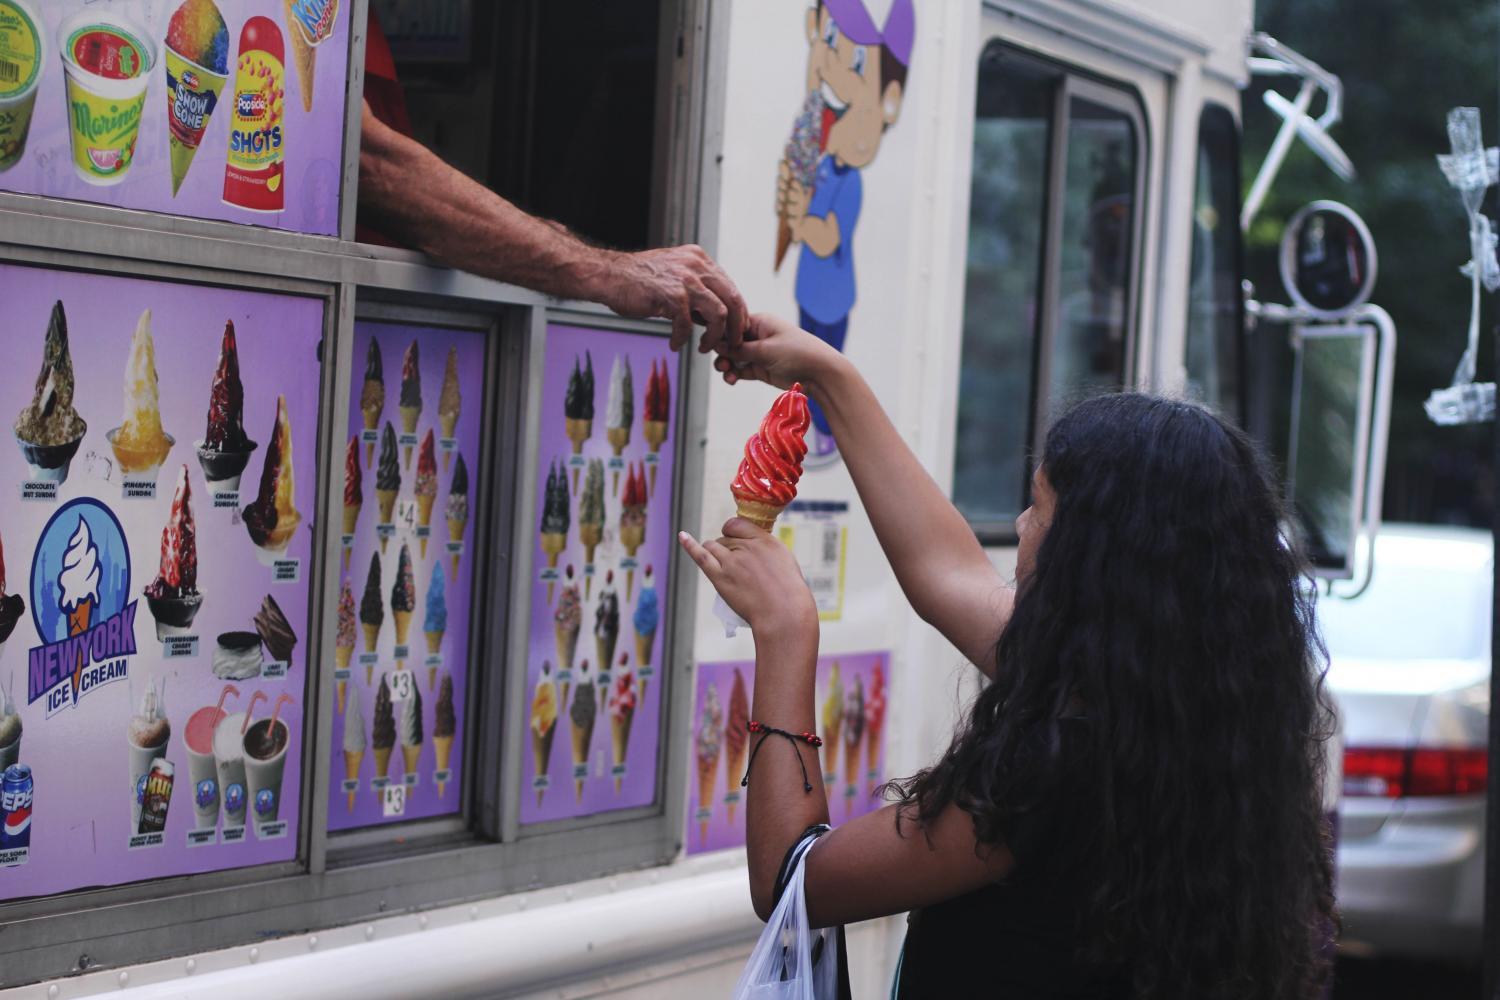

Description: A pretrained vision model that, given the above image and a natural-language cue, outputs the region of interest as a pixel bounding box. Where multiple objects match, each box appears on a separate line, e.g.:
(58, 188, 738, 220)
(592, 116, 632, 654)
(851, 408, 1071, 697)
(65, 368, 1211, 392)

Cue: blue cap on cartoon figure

(822, 0, 916, 66)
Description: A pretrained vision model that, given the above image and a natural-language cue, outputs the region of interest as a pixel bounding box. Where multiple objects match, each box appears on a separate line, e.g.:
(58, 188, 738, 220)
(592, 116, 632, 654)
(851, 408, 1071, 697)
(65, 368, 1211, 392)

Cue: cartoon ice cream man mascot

(777, 0, 914, 461)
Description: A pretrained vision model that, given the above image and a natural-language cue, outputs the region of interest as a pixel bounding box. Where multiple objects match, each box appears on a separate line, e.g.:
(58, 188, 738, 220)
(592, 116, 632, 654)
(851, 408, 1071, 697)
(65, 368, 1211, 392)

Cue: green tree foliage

(1246, 0, 1497, 526)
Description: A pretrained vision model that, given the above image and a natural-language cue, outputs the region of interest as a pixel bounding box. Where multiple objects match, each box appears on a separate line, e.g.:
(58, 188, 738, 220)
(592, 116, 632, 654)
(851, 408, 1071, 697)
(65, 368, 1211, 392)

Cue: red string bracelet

(743, 721, 824, 792)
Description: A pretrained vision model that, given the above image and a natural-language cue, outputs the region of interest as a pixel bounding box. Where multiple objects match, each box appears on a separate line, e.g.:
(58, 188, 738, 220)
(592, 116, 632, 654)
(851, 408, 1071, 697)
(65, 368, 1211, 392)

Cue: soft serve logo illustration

(27, 500, 137, 715)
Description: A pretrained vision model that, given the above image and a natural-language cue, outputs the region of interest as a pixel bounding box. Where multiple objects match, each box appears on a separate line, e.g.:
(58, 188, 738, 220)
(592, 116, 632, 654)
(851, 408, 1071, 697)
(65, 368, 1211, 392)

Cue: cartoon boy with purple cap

(777, 0, 915, 458)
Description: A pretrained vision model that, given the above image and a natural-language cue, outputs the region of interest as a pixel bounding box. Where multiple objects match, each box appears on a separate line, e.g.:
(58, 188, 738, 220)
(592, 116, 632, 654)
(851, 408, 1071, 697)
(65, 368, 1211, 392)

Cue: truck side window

(954, 45, 1144, 539)
(1184, 105, 1244, 422)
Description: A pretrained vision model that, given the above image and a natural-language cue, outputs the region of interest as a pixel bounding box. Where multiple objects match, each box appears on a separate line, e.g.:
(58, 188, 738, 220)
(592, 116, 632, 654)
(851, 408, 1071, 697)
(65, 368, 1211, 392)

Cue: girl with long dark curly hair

(681, 314, 1336, 999)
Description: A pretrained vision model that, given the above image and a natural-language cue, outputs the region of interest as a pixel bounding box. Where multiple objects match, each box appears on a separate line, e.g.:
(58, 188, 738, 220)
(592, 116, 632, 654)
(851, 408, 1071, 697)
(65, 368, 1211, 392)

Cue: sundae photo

(255, 594, 296, 665)
(438, 347, 461, 470)
(539, 459, 569, 602)
(643, 359, 671, 494)
(16, 301, 87, 483)
(530, 661, 557, 806)
(0, 529, 26, 661)
(375, 421, 400, 551)
(434, 673, 456, 797)
(242, 395, 301, 558)
(400, 341, 422, 468)
(342, 435, 362, 570)
(447, 453, 469, 577)
(109, 310, 175, 478)
(342, 685, 364, 810)
(415, 430, 437, 557)
(391, 542, 416, 667)
(361, 338, 384, 464)
(372, 673, 395, 781)
(606, 354, 633, 494)
(143, 464, 202, 640)
(564, 352, 595, 490)
(335, 581, 355, 713)
(196, 321, 257, 494)
(359, 552, 383, 684)
(424, 562, 446, 691)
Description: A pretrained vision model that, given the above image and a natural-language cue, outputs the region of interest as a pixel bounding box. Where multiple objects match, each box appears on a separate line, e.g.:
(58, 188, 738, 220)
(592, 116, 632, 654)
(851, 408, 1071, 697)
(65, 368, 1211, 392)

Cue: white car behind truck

(1322, 524, 1491, 962)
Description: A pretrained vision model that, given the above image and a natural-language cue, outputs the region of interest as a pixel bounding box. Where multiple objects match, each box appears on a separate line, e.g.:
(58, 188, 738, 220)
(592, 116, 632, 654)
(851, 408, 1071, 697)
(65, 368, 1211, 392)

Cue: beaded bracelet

(742, 720, 824, 793)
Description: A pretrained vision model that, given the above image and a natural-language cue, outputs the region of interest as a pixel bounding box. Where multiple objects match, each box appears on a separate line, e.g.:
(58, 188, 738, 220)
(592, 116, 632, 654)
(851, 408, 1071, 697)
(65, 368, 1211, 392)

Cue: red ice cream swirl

(731, 385, 809, 507)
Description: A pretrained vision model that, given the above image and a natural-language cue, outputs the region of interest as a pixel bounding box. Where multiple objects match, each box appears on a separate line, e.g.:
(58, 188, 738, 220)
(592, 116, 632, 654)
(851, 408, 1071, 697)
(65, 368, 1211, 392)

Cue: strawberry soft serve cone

(643, 360, 671, 494)
(731, 384, 810, 530)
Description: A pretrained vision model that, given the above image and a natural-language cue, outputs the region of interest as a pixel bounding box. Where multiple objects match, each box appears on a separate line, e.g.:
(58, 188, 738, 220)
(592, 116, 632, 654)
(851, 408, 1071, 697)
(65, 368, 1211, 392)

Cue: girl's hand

(679, 518, 818, 636)
(713, 313, 843, 392)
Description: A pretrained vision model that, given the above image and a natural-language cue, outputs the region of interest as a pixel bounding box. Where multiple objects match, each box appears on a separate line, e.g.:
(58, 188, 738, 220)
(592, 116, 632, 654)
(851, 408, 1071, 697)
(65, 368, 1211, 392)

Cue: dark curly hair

(896, 393, 1337, 999)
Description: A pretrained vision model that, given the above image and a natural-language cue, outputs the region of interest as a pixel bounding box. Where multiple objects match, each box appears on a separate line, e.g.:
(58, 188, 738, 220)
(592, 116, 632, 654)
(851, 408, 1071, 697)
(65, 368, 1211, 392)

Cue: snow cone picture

(165, 0, 230, 196)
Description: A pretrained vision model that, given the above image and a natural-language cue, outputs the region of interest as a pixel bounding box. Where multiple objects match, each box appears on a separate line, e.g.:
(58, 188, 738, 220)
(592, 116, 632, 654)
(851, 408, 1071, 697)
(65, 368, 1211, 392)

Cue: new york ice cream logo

(27, 500, 137, 716)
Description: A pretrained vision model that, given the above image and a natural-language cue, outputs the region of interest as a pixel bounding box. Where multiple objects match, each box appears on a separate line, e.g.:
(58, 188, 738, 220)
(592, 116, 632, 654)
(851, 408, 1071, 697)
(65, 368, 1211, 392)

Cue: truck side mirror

(1274, 202, 1393, 590)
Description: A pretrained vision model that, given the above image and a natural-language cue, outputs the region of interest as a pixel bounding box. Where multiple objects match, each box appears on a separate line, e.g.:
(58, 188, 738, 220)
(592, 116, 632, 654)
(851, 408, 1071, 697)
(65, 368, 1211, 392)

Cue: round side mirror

(1279, 200, 1377, 319)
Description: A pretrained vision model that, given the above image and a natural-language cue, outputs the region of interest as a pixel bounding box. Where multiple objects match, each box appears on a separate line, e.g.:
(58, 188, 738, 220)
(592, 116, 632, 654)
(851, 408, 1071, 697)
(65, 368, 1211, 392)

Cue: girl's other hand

(713, 313, 843, 392)
(679, 519, 818, 638)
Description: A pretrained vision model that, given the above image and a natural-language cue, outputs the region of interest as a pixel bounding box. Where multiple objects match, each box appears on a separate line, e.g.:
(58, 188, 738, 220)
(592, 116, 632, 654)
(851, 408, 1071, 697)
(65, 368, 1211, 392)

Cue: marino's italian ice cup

(58, 11, 156, 187)
(0, 0, 45, 173)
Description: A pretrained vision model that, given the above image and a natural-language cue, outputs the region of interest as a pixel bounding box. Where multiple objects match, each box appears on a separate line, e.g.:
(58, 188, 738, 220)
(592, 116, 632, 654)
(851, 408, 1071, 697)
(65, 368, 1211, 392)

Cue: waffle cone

(440, 413, 458, 439)
(374, 745, 392, 778)
(428, 665, 438, 691)
(434, 735, 453, 797)
(393, 610, 412, 647)
(417, 494, 434, 526)
(611, 712, 634, 793)
(822, 722, 840, 778)
(866, 724, 882, 792)
(336, 677, 347, 714)
(843, 742, 861, 809)
(426, 631, 443, 654)
(336, 645, 352, 669)
(775, 215, 794, 271)
(531, 726, 556, 803)
(734, 498, 784, 531)
(343, 503, 360, 536)
(344, 750, 363, 811)
(402, 743, 422, 774)
(285, 0, 316, 113)
(595, 636, 617, 677)
(607, 427, 629, 457)
(362, 622, 380, 653)
(571, 721, 594, 801)
(554, 624, 579, 671)
(697, 758, 717, 839)
(635, 632, 655, 670)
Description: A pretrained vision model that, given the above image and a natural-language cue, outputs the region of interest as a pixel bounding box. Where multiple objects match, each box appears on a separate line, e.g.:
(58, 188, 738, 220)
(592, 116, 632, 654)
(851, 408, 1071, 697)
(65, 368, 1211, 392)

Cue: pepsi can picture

(1, 763, 34, 853)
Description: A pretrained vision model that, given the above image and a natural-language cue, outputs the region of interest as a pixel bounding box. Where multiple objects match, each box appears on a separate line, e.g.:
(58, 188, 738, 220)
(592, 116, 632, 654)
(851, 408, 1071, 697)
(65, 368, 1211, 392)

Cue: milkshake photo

(127, 674, 170, 829)
(243, 694, 292, 832)
(184, 685, 238, 834)
(212, 708, 249, 833)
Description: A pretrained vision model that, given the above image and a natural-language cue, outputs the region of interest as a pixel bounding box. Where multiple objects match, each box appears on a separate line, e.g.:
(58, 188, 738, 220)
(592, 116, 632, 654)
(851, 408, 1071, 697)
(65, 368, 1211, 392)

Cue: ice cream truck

(0, 0, 1385, 996)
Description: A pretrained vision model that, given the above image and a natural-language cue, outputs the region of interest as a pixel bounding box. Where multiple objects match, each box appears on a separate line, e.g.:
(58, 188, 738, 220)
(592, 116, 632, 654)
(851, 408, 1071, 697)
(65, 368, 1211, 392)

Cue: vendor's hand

(679, 519, 817, 636)
(713, 313, 842, 391)
(598, 245, 749, 354)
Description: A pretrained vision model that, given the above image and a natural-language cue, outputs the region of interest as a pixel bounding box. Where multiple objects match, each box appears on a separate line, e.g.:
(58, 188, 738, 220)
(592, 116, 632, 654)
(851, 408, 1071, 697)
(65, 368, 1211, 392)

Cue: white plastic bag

(731, 833, 840, 1000)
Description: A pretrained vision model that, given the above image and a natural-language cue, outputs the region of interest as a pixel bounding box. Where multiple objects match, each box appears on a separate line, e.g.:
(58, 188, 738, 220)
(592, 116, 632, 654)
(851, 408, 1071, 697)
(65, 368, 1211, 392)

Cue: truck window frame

(955, 42, 1150, 545)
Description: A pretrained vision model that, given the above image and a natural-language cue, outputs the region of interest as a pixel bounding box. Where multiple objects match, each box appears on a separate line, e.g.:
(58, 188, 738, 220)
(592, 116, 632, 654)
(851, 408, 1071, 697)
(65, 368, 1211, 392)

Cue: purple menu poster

(520, 323, 676, 823)
(0, 0, 350, 236)
(328, 320, 484, 830)
(0, 261, 324, 900)
(687, 651, 890, 856)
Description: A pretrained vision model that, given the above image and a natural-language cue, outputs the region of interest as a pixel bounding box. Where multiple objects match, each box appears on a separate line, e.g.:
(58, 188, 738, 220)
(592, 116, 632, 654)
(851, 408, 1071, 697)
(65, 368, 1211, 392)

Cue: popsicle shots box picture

(0, 262, 322, 901)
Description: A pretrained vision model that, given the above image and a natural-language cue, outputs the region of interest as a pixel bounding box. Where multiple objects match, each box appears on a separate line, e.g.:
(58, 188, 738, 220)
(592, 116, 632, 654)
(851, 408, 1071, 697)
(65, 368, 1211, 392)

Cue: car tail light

(1344, 746, 1488, 798)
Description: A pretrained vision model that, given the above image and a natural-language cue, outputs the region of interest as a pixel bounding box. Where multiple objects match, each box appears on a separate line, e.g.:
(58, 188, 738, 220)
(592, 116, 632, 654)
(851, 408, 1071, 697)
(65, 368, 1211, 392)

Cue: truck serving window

(954, 45, 1145, 540)
(1184, 104, 1245, 423)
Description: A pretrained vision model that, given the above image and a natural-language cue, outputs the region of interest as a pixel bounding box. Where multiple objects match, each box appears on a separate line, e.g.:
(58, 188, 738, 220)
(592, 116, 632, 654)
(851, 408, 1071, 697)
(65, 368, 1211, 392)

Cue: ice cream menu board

(688, 653, 889, 856)
(0, 0, 349, 236)
(0, 262, 322, 900)
(328, 320, 483, 830)
(522, 324, 676, 823)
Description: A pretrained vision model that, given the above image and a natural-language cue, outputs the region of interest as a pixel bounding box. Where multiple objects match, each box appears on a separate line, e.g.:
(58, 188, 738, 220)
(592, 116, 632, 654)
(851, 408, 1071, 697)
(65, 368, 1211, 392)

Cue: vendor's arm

(713, 316, 1012, 673)
(680, 521, 1012, 924)
(359, 103, 747, 351)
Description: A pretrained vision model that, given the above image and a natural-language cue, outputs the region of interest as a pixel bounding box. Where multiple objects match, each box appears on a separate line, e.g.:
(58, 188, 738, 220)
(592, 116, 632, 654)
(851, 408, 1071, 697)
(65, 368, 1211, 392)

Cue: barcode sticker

(0, 60, 19, 85)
